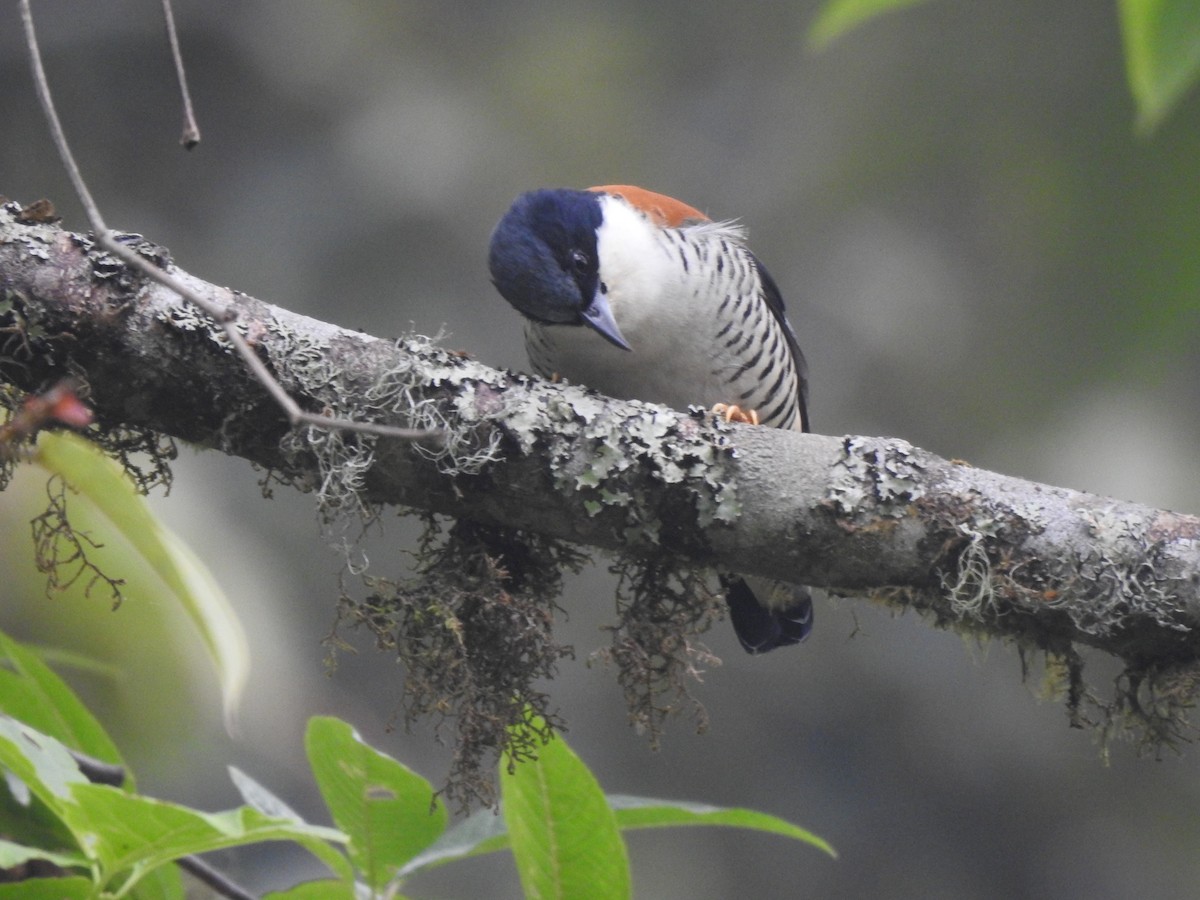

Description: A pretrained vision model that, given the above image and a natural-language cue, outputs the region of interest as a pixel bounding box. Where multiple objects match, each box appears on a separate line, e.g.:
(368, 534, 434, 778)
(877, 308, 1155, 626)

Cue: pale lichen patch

(495, 385, 740, 543)
(828, 435, 926, 518)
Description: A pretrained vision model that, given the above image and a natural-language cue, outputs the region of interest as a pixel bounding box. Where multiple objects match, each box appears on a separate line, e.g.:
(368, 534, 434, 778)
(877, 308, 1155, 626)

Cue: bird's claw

(711, 403, 760, 426)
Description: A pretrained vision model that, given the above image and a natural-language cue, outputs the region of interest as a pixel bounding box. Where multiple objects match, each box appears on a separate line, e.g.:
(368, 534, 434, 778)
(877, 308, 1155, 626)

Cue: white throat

(592, 195, 673, 336)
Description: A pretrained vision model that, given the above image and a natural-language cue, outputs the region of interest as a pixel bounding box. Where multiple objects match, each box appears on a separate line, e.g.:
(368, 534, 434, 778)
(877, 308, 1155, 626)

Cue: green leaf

(62, 783, 349, 890)
(501, 720, 631, 900)
(264, 880, 360, 900)
(0, 786, 78, 868)
(0, 629, 124, 775)
(20, 643, 123, 680)
(0, 719, 107, 877)
(34, 431, 250, 731)
(1118, 0, 1200, 131)
(0, 719, 348, 892)
(0, 715, 88, 809)
(131, 859, 186, 900)
(394, 725, 833, 884)
(809, 0, 934, 49)
(608, 795, 837, 857)
(0, 836, 86, 869)
(305, 716, 446, 889)
(397, 792, 836, 876)
(0, 877, 92, 900)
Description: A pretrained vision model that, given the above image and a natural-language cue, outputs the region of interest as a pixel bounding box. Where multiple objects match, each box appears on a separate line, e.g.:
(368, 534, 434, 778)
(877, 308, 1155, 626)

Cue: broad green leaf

(0, 629, 124, 774)
(21, 643, 123, 680)
(0, 781, 79, 863)
(63, 783, 349, 890)
(0, 877, 91, 899)
(398, 792, 835, 875)
(34, 431, 250, 731)
(0, 836, 86, 869)
(0, 715, 87, 809)
(501, 720, 630, 900)
(1118, 0, 1200, 130)
(131, 858, 186, 900)
(305, 716, 446, 888)
(809, 0, 934, 49)
(0, 720, 347, 891)
(0, 720, 107, 878)
(264, 880, 360, 900)
(607, 795, 836, 857)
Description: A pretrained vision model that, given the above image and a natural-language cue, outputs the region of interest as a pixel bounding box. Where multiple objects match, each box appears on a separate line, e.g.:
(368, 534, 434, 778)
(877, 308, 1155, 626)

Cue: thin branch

(18, 0, 440, 446)
(19, 0, 109, 232)
(176, 856, 257, 900)
(161, 0, 201, 149)
(68, 748, 126, 788)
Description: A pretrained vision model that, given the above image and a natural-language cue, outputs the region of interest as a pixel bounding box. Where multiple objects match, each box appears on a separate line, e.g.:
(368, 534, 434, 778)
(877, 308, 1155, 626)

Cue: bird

(487, 184, 812, 653)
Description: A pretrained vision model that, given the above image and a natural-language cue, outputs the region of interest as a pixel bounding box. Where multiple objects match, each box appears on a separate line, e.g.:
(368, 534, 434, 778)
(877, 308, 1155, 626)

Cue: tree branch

(3, 203, 1200, 691)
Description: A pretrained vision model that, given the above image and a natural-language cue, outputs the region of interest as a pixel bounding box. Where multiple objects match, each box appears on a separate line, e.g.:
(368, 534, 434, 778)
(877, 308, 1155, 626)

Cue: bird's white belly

(523, 216, 805, 431)
(526, 314, 734, 413)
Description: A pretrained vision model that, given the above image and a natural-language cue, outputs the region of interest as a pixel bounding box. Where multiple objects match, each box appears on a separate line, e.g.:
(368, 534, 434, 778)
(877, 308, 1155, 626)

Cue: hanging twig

(161, 0, 201, 149)
(17, 0, 441, 446)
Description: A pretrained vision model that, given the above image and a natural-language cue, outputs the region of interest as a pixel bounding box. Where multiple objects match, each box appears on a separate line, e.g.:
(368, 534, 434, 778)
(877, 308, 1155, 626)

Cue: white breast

(525, 196, 804, 430)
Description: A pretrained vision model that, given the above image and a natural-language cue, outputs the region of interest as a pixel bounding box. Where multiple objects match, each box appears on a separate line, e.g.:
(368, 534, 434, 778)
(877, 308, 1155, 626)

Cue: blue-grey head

(488, 189, 630, 350)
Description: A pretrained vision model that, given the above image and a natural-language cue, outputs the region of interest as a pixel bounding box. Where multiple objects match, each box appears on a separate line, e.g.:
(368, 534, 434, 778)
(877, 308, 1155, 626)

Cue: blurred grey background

(3, 1, 1200, 897)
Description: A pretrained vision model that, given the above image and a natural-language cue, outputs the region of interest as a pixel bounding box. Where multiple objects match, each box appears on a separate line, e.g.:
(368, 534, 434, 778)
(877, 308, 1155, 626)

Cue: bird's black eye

(569, 249, 591, 273)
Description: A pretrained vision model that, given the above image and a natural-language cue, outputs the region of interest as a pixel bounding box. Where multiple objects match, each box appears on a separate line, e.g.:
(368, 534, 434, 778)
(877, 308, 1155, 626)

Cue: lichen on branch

(5, 204, 1200, 777)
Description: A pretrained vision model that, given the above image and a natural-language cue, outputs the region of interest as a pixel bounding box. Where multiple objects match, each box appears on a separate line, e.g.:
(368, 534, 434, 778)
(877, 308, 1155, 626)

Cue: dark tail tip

(724, 577, 813, 655)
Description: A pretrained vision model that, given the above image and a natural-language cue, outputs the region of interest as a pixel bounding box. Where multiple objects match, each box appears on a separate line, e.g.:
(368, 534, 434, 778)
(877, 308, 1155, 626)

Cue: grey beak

(581, 293, 632, 351)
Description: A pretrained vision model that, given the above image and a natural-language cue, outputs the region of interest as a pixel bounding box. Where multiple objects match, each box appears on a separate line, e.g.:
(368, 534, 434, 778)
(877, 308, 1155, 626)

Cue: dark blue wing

(750, 254, 809, 433)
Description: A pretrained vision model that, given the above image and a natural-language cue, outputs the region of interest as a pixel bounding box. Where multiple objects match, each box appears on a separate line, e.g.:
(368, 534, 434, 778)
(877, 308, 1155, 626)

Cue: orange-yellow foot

(711, 403, 760, 426)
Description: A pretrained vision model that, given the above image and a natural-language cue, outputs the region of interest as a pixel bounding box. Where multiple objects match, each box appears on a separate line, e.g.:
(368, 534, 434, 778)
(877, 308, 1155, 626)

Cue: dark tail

(723, 577, 813, 654)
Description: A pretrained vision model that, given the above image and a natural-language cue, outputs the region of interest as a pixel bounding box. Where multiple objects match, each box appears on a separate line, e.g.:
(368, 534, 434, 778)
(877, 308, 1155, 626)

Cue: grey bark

(3, 203, 1200, 679)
